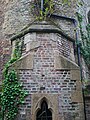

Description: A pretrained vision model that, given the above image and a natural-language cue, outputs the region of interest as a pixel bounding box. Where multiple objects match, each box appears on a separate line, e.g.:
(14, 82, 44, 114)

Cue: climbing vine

(84, 85, 90, 95)
(13, 39, 22, 59)
(1, 40, 28, 120)
(0, 86, 2, 120)
(77, 12, 90, 66)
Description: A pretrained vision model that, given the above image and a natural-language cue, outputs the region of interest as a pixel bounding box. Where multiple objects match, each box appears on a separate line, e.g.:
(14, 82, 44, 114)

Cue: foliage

(1, 40, 28, 120)
(77, 13, 90, 66)
(84, 85, 90, 95)
(13, 40, 22, 59)
(0, 87, 2, 120)
(31, 0, 70, 20)
(31, 0, 54, 20)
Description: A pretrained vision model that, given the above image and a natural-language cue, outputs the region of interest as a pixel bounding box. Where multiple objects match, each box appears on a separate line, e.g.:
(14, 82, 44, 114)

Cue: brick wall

(11, 33, 84, 120)
(0, 0, 11, 83)
(0, 0, 5, 82)
(0, 0, 87, 120)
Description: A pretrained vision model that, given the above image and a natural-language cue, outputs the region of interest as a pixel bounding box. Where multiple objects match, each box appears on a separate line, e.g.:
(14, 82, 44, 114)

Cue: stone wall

(0, 0, 77, 74)
(0, 0, 77, 82)
(3, 0, 33, 35)
(85, 97, 90, 120)
(10, 32, 84, 120)
(77, 1, 90, 120)
(0, 0, 88, 120)
(0, 0, 11, 84)
(0, 0, 5, 82)
(2, 0, 77, 36)
(54, 0, 77, 18)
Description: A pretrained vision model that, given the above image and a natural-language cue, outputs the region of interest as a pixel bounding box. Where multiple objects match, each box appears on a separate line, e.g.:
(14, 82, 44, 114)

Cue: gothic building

(0, 0, 90, 120)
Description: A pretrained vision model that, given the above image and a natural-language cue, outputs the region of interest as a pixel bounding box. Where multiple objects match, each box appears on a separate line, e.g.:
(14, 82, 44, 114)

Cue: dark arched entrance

(88, 10, 90, 23)
(36, 100, 52, 120)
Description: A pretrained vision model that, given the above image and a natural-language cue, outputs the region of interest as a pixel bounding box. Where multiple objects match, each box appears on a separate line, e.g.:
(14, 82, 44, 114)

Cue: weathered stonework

(77, 1, 90, 120)
(1, 0, 89, 120)
(3, 0, 33, 35)
(54, 0, 77, 18)
(31, 94, 62, 120)
(0, 0, 11, 83)
(10, 24, 85, 119)
(10, 52, 34, 70)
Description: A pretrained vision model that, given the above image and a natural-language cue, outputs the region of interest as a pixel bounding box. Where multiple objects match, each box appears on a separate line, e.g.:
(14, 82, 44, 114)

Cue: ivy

(0, 86, 2, 120)
(1, 40, 28, 120)
(84, 84, 90, 95)
(77, 13, 90, 66)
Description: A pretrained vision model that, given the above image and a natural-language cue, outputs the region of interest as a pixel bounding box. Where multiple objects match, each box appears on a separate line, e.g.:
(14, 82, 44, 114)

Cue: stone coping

(10, 21, 75, 42)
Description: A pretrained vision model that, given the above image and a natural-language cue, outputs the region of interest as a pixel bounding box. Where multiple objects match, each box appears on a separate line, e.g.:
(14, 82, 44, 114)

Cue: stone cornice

(10, 21, 75, 42)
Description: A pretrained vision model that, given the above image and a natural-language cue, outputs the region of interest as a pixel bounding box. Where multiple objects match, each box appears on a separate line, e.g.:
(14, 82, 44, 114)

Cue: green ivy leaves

(1, 40, 28, 120)
(0, 87, 2, 120)
(77, 12, 90, 66)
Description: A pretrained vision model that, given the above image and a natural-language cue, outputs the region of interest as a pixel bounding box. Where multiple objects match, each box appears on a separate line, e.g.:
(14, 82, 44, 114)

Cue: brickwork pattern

(54, 0, 77, 18)
(0, 0, 89, 119)
(15, 33, 75, 62)
(0, 1, 11, 83)
(3, 0, 32, 35)
(2, 0, 77, 36)
(15, 33, 80, 120)
(57, 35, 75, 61)
(0, 0, 5, 82)
(52, 18, 76, 40)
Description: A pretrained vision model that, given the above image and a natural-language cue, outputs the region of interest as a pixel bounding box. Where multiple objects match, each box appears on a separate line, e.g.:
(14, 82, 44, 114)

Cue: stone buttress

(10, 20, 85, 120)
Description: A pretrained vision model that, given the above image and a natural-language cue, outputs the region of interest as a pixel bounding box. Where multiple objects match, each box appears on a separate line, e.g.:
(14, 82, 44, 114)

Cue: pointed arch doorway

(36, 100, 52, 120)
(31, 94, 60, 120)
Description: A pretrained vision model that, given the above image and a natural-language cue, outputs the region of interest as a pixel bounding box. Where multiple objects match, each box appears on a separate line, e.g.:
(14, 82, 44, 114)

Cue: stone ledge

(54, 53, 79, 70)
(9, 52, 34, 70)
(10, 21, 75, 42)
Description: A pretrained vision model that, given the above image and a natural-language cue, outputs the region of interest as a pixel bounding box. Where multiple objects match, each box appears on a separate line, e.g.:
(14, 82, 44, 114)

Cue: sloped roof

(10, 20, 75, 42)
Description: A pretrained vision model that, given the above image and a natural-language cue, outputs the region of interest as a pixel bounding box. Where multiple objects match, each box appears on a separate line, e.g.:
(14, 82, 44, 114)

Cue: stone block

(50, 33, 57, 42)
(76, 80, 82, 91)
(24, 33, 31, 44)
(71, 90, 83, 103)
(26, 41, 40, 52)
(78, 103, 85, 120)
(70, 69, 81, 80)
(10, 52, 34, 70)
(54, 53, 79, 70)
(11, 40, 16, 58)
(31, 94, 63, 120)
(24, 33, 36, 45)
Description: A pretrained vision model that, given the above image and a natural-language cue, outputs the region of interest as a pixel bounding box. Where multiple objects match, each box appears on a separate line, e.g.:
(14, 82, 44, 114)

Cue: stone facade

(10, 22, 85, 120)
(77, 1, 90, 120)
(0, 0, 90, 120)
(0, 0, 11, 85)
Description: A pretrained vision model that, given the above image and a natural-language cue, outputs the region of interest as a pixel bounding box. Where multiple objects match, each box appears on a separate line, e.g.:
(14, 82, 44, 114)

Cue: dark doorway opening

(88, 10, 90, 23)
(36, 100, 52, 120)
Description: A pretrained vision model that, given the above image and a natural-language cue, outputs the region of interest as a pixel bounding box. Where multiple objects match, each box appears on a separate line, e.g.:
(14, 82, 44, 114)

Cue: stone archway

(31, 94, 62, 120)
(36, 100, 52, 120)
